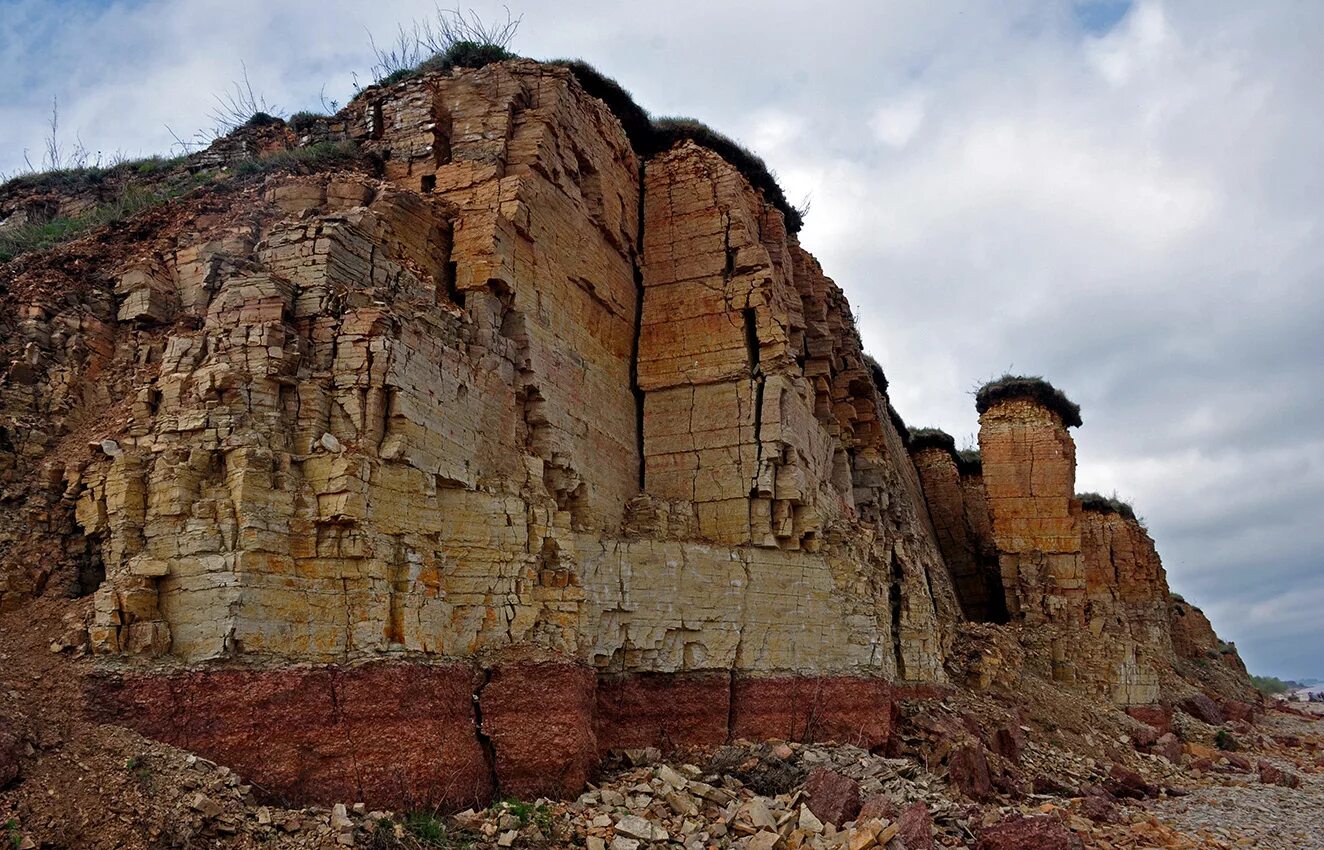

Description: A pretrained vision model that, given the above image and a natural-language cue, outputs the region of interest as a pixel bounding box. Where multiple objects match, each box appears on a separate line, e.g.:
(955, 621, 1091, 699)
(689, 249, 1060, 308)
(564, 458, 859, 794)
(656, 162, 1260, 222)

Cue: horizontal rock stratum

(0, 58, 1253, 809)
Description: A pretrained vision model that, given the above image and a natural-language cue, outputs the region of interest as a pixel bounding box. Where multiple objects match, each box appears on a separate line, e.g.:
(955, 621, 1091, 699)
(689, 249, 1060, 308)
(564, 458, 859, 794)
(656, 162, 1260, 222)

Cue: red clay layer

(730, 675, 894, 749)
(89, 662, 903, 809)
(87, 663, 490, 809)
(595, 671, 731, 752)
(478, 661, 598, 800)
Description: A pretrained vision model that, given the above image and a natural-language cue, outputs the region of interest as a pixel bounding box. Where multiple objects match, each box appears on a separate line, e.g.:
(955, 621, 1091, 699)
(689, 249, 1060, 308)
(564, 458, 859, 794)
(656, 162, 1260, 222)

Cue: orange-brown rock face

(1079, 509, 1171, 705)
(0, 61, 961, 806)
(910, 446, 1004, 623)
(977, 398, 1082, 624)
(973, 397, 1167, 704)
(1169, 597, 1254, 698)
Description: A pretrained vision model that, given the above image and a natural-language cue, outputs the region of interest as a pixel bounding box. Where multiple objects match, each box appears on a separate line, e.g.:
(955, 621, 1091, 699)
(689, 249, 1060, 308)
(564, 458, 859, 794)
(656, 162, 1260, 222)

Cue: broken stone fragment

(188, 792, 223, 819)
(614, 814, 667, 842)
(1257, 760, 1301, 788)
(974, 813, 1083, 850)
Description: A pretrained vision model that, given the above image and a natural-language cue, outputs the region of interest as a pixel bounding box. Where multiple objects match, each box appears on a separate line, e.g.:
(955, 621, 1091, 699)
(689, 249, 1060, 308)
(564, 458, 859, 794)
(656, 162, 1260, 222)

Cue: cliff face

(910, 389, 1251, 708)
(0, 59, 1258, 811)
(0, 61, 958, 807)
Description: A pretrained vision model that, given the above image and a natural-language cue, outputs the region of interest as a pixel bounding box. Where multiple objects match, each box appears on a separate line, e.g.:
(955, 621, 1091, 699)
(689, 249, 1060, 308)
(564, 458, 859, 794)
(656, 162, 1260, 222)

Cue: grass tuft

(230, 141, 360, 177)
(909, 427, 957, 455)
(975, 373, 1082, 428)
(0, 177, 205, 263)
(244, 111, 283, 128)
(1076, 491, 1137, 521)
(288, 111, 324, 134)
(649, 117, 803, 232)
(956, 448, 983, 475)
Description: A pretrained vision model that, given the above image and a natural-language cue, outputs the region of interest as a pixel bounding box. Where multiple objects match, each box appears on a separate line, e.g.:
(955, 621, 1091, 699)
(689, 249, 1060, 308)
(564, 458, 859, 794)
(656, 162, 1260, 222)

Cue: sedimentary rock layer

(88, 661, 897, 808)
(0, 60, 963, 805)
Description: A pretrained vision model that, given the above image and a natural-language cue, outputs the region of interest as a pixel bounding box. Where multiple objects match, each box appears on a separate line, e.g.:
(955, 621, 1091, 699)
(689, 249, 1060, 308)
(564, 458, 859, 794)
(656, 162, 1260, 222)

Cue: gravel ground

(1148, 765, 1324, 849)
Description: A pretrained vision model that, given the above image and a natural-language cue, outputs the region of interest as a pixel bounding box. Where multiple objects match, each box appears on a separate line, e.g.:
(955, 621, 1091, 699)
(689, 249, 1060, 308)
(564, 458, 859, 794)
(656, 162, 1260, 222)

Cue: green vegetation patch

(956, 448, 982, 476)
(909, 427, 958, 455)
(230, 140, 361, 177)
(1, 154, 187, 196)
(975, 373, 1082, 427)
(0, 177, 202, 262)
(1250, 674, 1293, 696)
(909, 428, 983, 475)
(378, 41, 515, 87)
(1076, 491, 1138, 521)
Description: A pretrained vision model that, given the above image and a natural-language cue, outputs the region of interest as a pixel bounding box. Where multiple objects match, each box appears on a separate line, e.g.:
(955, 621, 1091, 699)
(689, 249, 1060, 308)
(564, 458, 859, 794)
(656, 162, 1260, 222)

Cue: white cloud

(869, 94, 926, 149)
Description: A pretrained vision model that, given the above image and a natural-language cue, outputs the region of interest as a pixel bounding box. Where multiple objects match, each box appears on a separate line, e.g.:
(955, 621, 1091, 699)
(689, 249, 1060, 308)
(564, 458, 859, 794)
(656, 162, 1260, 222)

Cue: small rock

(587, 837, 606, 850)
(330, 803, 352, 831)
(656, 764, 687, 788)
(615, 814, 666, 842)
(1104, 764, 1157, 799)
(797, 804, 824, 834)
(0, 720, 21, 788)
(1178, 694, 1223, 725)
(747, 830, 780, 850)
(609, 837, 640, 850)
(497, 830, 518, 847)
(188, 792, 223, 819)
(1151, 732, 1183, 764)
(744, 797, 777, 831)
(319, 432, 343, 453)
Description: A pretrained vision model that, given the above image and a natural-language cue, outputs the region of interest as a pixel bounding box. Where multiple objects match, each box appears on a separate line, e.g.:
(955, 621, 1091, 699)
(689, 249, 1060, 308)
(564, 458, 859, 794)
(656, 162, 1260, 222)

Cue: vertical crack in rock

(630, 162, 647, 489)
(743, 305, 765, 496)
(472, 668, 500, 798)
(889, 550, 906, 679)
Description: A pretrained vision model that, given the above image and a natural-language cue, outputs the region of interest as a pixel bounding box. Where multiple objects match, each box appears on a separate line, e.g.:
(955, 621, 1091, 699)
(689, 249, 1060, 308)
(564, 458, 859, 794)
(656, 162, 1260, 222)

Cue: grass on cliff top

(377, 41, 516, 87)
(370, 7, 521, 87)
(0, 179, 203, 263)
(0, 154, 187, 197)
(861, 353, 888, 393)
(547, 59, 806, 234)
(0, 142, 360, 263)
(887, 401, 910, 446)
(230, 140, 361, 177)
(975, 373, 1083, 428)
(909, 427, 957, 455)
(1076, 491, 1138, 521)
(909, 428, 984, 475)
(956, 448, 983, 475)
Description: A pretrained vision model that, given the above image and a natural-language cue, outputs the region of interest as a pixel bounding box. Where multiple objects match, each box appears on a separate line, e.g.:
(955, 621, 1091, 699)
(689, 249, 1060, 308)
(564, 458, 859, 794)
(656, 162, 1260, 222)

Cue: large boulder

(976, 813, 1083, 850)
(1178, 694, 1223, 725)
(802, 767, 861, 826)
(896, 802, 934, 850)
(948, 744, 994, 801)
(1257, 760, 1301, 788)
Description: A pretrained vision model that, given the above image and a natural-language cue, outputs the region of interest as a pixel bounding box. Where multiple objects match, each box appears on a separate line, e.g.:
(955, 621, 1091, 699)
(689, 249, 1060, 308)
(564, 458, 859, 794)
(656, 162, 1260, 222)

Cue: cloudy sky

(2, 0, 1320, 679)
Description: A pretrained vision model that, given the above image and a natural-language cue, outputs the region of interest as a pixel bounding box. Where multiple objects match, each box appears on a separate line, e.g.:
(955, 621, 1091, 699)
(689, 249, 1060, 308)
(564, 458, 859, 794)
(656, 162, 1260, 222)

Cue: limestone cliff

(0, 60, 957, 806)
(908, 378, 1252, 709)
(0, 60, 1255, 810)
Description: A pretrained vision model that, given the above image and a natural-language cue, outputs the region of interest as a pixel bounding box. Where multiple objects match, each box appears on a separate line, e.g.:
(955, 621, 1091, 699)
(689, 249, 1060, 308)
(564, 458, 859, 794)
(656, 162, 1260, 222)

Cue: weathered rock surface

(0, 55, 1258, 812)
